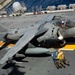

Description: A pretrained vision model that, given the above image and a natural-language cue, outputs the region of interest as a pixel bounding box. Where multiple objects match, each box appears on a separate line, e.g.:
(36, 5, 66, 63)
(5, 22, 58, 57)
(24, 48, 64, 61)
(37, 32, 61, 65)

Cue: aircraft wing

(0, 29, 38, 64)
(0, 14, 55, 64)
(36, 14, 55, 30)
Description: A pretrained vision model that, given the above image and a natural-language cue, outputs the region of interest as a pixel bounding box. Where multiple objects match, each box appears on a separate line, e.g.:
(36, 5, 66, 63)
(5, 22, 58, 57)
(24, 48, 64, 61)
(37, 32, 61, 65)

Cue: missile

(15, 53, 25, 57)
(2, 42, 50, 54)
(5, 46, 50, 54)
(25, 48, 50, 54)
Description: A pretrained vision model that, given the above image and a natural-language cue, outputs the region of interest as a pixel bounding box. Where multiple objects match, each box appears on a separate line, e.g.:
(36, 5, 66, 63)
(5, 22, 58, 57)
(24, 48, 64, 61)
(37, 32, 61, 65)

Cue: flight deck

(0, 49, 75, 75)
(0, 12, 75, 75)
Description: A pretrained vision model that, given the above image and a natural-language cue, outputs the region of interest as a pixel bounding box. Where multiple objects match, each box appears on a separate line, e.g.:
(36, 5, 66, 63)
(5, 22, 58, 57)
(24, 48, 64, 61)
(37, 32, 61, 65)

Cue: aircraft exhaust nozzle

(57, 30, 66, 46)
(58, 35, 63, 40)
(57, 30, 63, 40)
(60, 40, 66, 46)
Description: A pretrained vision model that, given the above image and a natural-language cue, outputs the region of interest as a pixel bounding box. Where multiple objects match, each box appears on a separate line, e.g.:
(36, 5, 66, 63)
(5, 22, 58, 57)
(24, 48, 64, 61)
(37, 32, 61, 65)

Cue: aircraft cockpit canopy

(55, 19, 75, 28)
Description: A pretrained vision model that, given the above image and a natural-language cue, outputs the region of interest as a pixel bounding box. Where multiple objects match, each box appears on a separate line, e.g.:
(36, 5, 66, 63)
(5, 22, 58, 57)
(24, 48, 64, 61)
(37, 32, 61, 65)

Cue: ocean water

(7, 0, 75, 12)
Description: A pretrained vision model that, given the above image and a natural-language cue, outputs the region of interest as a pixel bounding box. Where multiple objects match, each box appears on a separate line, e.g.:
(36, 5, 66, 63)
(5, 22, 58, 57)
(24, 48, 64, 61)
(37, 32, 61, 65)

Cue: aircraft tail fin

(0, 25, 9, 33)
(28, 43, 35, 48)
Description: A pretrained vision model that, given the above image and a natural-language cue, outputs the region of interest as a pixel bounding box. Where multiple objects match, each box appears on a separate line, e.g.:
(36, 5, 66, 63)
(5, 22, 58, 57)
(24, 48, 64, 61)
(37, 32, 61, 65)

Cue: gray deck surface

(0, 11, 75, 75)
(0, 51, 75, 75)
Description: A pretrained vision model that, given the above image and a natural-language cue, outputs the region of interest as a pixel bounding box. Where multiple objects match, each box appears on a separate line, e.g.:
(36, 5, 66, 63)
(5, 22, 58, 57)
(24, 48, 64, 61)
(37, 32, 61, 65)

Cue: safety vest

(57, 51, 65, 60)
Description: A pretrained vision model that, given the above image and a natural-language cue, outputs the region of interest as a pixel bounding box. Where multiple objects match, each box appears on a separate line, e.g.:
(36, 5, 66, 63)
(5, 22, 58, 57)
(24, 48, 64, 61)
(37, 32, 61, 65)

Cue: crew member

(57, 49, 69, 68)
(51, 51, 61, 69)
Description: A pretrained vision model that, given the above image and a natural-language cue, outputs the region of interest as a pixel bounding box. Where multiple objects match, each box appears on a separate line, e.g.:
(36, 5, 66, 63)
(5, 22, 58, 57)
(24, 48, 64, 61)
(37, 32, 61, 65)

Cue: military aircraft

(0, 14, 75, 65)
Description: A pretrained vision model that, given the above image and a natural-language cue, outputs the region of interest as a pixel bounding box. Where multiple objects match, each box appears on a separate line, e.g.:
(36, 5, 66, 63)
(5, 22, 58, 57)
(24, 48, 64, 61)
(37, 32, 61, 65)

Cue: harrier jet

(0, 14, 75, 64)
